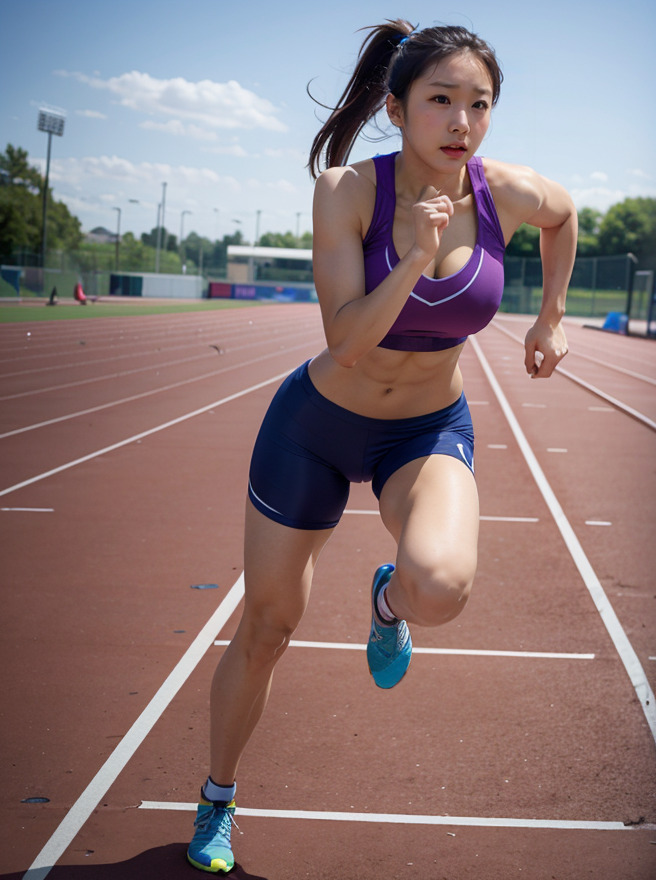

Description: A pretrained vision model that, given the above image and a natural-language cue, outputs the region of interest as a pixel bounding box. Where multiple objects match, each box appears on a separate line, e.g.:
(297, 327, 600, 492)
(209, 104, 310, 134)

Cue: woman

(187, 19, 576, 873)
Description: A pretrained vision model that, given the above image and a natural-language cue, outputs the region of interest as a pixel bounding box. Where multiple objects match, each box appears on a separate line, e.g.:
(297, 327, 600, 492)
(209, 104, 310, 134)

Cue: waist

(307, 346, 464, 420)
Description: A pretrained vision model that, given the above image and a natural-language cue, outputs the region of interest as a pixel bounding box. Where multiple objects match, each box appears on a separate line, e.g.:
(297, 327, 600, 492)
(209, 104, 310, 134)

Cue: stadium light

(112, 207, 121, 271)
(37, 107, 66, 282)
(180, 210, 192, 272)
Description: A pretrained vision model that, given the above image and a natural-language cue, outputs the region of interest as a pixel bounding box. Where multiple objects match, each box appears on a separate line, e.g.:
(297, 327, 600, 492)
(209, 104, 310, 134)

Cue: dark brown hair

(308, 19, 503, 179)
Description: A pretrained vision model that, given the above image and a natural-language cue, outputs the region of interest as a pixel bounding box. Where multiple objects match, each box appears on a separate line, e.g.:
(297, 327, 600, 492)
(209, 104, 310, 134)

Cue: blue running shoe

(367, 563, 412, 688)
(187, 795, 237, 873)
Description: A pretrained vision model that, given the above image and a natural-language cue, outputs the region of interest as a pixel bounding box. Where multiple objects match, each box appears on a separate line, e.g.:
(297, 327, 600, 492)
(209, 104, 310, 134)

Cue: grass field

(0, 285, 635, 324)
(0, 298, 265, 322)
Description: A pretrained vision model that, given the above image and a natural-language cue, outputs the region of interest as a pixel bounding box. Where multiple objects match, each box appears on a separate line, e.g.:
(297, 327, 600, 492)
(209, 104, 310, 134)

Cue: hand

(412, 186, 454, 258)
(524, 319, 568, 378)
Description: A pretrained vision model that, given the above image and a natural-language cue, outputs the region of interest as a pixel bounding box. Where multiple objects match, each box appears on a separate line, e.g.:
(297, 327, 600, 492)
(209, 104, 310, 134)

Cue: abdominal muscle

(307, 343, 465, 420)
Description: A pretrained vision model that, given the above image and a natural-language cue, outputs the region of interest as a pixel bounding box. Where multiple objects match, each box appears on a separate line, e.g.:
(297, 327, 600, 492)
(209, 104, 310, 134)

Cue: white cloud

(590, 171, 608, 183)
(58, 69, 287, 134)
(139, 119, 219, 141)
(627, 168, 652, 180)
(570, 186, 627, 211)
(75, 109, 107, 119)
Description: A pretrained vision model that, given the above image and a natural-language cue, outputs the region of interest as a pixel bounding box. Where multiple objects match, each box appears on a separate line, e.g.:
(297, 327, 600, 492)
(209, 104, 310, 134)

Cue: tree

(577, 207, 603, 256)
(506, 223, 540, 257)
(598, 197, 656, 261)
(0, 143, 82, 258)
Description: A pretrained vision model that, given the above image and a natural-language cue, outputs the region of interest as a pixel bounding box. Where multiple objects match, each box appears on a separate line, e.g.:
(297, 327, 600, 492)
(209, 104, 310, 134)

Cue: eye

(433, 94, 450, 105)
(473, 100, 490, 110)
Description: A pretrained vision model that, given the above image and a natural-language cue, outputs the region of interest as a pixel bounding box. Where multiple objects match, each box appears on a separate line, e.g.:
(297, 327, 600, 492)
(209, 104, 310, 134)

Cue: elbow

(328, 341, 359, 369)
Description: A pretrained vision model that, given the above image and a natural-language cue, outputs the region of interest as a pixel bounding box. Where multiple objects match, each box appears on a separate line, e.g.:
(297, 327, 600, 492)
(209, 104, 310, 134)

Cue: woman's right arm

(312, 166, 451, 368)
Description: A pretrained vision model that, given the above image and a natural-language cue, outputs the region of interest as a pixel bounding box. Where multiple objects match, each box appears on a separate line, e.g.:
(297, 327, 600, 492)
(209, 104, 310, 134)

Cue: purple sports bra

(362, 152, 507, 351)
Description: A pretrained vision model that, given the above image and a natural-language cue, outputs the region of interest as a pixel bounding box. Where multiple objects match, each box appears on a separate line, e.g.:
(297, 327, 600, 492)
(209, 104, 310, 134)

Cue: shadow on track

(1, 845, 269, 880)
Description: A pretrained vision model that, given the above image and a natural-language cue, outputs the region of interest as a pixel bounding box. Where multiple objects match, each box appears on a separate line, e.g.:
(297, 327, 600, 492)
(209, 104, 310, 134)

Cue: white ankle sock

(376, 585, 397, 623)
(203, 777, 236, 803)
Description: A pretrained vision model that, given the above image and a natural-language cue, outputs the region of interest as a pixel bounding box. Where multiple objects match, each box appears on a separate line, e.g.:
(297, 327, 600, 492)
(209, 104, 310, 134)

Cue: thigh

(378, 454, 479, 577)
(240, 500, 335, 636)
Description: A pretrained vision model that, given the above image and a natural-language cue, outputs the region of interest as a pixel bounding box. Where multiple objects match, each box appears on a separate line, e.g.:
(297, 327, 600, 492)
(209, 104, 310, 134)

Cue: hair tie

(398, 34, 412, 47)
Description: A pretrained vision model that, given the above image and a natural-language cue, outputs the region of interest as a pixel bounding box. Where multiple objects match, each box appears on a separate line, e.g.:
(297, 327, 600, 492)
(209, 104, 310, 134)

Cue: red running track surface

(1, 304, 655, 880)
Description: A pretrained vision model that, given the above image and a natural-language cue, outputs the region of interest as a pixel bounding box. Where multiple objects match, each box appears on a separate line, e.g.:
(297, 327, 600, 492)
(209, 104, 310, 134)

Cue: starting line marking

(137, 801, 644, 832)
(343, 510, 539, 523)
(213, 639, 594, 660)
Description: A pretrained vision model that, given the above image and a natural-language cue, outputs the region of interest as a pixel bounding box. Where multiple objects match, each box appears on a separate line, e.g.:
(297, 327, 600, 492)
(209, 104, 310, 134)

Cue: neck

(394, 151, 471, 202)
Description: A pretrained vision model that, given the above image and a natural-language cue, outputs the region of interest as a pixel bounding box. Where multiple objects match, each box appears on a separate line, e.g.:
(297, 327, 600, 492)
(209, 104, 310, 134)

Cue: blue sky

(2, 0, 654, 242)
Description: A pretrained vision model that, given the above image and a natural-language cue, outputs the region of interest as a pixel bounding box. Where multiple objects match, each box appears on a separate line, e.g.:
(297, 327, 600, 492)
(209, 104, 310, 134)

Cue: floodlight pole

(40, 131, 53, 274)
(155, 182, 167, 273)
(37, 108, 65, 286)
(180, 210, 191, 272)
(112, 207, 122, 271)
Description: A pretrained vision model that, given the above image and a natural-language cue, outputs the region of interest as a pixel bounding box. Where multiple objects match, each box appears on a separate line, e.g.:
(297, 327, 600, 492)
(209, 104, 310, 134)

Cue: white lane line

(470, 335, 656, 743)
(547, 448, 568, 453)
(138, 801, 643, 832)
(0, 342, 312, 439)
(586, 520, 612, 527)
(556, 365, 656, 432)
(1, 371, 290, 498)
(21, 574, 246, 880)
(1, 507, 54, 513)
(213, 639, 594, 660)
(491, 320, 656, 431)
(343, 510, 539, 523)
(487, 443, 508, 449)
(492, 317, 656, 385)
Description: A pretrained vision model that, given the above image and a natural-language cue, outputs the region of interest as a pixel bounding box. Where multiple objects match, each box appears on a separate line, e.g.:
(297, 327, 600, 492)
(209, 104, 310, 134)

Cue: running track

(1, 304, 655, 880)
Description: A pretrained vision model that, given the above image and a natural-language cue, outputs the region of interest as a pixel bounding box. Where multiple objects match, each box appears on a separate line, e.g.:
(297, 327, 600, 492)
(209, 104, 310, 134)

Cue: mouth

(440, 144, 468, 158)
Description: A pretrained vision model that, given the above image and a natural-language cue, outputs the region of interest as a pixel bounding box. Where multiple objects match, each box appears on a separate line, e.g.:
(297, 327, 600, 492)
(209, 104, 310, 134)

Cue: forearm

(327, 246, 431, 366)
(537, 210, 577, 326)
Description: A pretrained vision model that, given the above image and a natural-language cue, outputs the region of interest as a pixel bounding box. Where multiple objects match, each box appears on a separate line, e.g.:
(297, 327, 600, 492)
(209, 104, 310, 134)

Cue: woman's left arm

(490, 162, 578, 378)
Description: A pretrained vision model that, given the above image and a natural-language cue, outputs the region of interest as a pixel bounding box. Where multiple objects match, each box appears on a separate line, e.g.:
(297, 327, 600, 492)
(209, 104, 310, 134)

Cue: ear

(386, 93, 404, 129)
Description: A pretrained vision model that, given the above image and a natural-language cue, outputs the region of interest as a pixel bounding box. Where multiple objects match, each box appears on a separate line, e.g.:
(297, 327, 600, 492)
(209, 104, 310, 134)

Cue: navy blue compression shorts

(248, 360, 475, 531)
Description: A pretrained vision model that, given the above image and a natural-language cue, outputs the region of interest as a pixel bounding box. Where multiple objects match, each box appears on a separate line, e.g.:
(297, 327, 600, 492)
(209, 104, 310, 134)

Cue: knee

(397, 556, 475, 627)
(235, 607, 298, 668)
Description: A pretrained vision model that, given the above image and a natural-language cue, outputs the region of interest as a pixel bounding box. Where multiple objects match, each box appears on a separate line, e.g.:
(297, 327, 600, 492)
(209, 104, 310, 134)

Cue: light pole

(37, 108, 65, 288)
(255, 210, 262, 247)
(180, 210, 191, 273)
(155, 182, 167, 273)
(112, 207, 121, 271)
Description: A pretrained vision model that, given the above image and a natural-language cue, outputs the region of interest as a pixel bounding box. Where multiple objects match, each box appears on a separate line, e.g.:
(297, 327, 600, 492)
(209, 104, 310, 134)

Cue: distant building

(85, 226, 118, 244)
(227, 245, 313, 284)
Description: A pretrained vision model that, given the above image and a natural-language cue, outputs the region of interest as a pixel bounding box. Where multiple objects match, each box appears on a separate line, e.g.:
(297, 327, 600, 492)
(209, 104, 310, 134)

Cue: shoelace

(195, 804, 240, 837)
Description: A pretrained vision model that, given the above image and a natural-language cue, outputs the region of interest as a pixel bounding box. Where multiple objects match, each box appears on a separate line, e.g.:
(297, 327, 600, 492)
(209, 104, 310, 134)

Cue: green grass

(0, 298, 266, 323)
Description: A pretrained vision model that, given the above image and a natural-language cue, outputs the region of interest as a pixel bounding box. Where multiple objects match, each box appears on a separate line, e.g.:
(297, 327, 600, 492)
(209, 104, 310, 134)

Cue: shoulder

(313, 158, 378, 238)
(480, 158, 543, 215)
(480, 157, 574, 229)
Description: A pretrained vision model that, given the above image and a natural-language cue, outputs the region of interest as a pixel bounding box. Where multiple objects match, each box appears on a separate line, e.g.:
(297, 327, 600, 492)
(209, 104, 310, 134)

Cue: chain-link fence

(1, 248, 652, 321)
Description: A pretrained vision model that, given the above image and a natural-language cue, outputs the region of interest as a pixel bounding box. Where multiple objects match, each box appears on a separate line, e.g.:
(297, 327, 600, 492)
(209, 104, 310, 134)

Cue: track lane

(1, 305, 654, 880)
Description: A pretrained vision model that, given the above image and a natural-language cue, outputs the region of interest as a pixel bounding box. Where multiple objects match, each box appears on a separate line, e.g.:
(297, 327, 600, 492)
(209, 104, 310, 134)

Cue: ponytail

(308, 19, 502, 179)
(308, 19, 414, 179)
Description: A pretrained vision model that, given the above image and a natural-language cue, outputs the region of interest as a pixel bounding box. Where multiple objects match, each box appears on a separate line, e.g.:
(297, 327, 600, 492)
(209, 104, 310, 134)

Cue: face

(387, 51, 494, 171)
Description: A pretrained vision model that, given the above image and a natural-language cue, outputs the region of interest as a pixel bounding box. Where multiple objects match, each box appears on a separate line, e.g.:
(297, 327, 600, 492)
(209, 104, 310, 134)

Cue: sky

(2, 0, 655, 244)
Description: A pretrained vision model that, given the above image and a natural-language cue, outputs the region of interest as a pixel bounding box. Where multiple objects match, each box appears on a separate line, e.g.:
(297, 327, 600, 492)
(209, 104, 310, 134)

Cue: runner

(187, 18, 576, 873)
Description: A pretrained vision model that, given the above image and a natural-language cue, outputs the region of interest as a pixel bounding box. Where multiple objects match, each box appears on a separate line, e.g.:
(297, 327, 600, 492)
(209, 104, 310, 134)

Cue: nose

(449, 108, 470, 134)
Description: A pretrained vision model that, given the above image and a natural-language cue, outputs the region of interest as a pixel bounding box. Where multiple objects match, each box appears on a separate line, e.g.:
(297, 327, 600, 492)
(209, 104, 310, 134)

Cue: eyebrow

(428, 80, 493, 97)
